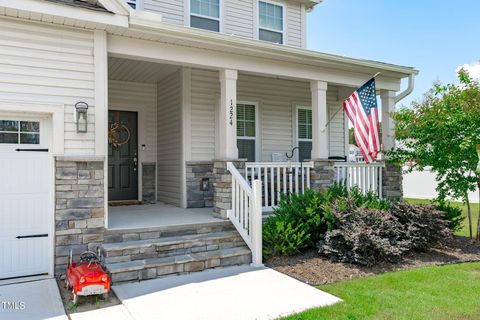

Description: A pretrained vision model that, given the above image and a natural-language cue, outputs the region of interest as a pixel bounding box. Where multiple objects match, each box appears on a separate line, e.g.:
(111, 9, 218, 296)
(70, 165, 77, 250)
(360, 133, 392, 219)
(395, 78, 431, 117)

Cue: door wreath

(108, 122, 131, 148)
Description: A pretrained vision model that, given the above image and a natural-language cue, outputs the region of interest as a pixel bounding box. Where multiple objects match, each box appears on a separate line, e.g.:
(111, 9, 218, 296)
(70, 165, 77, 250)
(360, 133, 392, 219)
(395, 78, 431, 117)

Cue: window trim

(186, 0, 223, 33)
(236, 101, 260, 162)
(294, 105, 312, 162)
(256, 0, 286, 44)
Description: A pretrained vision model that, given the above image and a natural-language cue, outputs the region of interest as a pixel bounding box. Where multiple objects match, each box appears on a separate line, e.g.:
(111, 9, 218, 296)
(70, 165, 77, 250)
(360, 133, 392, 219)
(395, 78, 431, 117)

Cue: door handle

(133, 153, 138, 172)
(16, 234, 48, 239)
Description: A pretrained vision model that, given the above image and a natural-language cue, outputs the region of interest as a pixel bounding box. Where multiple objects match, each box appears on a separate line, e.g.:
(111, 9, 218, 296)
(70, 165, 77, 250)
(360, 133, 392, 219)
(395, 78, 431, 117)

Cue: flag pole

(321, 72, 381, 132)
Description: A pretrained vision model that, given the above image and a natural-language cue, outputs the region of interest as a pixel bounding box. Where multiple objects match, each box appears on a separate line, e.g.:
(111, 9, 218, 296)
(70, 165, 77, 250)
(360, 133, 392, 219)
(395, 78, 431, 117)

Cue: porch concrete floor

(112, 265, 341, 320)
(108, 203, 221, 229)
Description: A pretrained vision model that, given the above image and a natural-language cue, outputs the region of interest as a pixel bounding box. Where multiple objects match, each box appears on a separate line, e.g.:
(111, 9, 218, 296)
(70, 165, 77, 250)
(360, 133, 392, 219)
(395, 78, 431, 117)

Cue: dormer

(126, 0, 320, 48)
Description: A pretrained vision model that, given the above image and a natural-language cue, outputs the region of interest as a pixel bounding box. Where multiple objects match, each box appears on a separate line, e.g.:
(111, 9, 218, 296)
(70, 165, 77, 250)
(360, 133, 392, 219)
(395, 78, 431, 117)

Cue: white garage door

(0, 117, 53, 280)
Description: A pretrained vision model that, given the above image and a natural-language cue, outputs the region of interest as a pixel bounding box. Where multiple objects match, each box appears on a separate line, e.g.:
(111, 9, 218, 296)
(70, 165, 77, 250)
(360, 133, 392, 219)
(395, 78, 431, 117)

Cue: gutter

(394, 74, 415, 104)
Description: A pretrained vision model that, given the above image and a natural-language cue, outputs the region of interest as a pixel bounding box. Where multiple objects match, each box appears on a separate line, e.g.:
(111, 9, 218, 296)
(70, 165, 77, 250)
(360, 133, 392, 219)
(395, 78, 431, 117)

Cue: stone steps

(101, 228, 252, 284)
(107, 246, 252, 283)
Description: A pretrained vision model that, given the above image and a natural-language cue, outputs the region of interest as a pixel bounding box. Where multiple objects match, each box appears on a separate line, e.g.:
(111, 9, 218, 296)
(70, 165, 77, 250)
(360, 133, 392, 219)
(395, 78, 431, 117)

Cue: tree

(388, 70, 480, 239)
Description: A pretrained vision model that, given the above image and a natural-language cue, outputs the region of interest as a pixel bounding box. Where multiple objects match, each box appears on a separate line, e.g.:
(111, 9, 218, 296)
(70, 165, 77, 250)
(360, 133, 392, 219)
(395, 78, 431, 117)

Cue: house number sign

(229, 99, 234, 126)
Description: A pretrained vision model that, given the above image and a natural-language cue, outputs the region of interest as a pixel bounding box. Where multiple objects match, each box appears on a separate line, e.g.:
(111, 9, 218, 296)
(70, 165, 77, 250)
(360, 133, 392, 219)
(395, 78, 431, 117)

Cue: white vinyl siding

(190, 69, 219, 161)
(142, 0, 304, 47)
(157, 71, 183, 206)
(327, 90, 346, 157)
(108, 80, 157, 163)
(0, 18, 95, 155)
(286, 1, 302, 47)
(189, 70, 346, 161)
(144, 0, 185, 25)
(225, 0, 254, 38)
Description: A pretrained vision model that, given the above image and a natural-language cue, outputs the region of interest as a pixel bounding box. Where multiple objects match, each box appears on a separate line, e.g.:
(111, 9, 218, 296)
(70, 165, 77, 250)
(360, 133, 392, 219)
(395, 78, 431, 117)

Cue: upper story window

(127, 0, 137, 9)
(258, 1, 284, 44)
(190, 0, 220, 32)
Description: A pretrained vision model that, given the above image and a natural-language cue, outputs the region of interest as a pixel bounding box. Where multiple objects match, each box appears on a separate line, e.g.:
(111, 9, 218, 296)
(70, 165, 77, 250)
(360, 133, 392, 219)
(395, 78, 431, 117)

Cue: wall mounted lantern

(75, 102, 89, 133)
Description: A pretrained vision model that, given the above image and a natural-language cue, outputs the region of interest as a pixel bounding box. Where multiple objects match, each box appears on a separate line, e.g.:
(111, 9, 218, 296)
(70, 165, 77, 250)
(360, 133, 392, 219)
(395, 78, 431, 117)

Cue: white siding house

(0, 0, 417, 282)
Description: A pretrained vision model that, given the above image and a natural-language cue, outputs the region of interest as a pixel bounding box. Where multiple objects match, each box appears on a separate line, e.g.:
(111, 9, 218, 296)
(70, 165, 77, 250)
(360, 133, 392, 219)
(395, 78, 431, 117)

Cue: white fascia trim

(129, 9, 163, 28)
(126, 21, 418, 77)
(0, 0, 129, 28)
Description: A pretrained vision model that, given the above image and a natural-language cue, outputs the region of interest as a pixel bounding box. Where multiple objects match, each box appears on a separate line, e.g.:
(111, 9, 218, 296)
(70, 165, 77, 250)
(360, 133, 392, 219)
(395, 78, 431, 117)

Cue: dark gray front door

(108, 110, 138, 201)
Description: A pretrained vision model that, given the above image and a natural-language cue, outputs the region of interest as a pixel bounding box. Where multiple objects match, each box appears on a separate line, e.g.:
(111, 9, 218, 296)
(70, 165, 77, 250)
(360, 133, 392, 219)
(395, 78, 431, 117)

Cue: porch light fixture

(75, 102, 89, 133)
(200, 178, 210, 191)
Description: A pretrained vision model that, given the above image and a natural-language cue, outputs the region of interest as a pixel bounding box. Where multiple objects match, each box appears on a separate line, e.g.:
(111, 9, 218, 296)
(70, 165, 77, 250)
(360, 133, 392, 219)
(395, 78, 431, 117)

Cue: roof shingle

(43, 0, 111, 13)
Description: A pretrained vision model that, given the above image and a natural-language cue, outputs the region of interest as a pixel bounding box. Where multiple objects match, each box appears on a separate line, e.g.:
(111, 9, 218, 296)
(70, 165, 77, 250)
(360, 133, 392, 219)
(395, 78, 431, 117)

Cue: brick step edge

(107, 247, 252, 283)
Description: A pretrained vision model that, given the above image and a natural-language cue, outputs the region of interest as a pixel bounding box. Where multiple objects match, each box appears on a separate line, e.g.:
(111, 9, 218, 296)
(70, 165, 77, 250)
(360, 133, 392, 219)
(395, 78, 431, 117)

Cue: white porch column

(218, 69, 238, 159)
(311, 80, 329, 159)
(380, 90, 396, 151)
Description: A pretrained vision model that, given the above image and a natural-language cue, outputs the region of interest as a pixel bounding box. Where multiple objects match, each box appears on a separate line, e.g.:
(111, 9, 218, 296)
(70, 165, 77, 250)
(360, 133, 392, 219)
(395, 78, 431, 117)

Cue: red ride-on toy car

(66, 249, 111, 304)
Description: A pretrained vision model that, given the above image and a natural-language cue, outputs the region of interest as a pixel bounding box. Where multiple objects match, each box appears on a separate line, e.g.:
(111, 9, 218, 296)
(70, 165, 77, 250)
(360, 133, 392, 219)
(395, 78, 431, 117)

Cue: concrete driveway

(112, 265, 341, 320)
(0, 278, 68, 320)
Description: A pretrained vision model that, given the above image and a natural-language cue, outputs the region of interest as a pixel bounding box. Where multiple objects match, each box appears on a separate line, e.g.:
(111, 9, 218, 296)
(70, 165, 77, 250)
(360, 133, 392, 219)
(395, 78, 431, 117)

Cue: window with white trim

(0, 120, 40, 144)
(190, 0, 220, 32)
(258, 1, 284, 44)
(126, 0, 137, 9)
(297, 108, 312, 162)
(237, 103, 257, 162)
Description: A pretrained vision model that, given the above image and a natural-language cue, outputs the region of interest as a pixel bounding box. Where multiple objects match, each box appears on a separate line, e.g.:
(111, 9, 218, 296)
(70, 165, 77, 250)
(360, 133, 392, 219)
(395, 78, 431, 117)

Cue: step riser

(104, 222, 235, 244)
(110, 253, 252, 283)
(104, 237, 246, 264)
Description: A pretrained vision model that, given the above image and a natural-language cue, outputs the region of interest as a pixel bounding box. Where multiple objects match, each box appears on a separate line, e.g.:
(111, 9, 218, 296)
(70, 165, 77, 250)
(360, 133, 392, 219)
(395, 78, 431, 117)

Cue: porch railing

(245, 162, 314, 211)
(333, 162, 385, 197)
(226, 162, 263, 266)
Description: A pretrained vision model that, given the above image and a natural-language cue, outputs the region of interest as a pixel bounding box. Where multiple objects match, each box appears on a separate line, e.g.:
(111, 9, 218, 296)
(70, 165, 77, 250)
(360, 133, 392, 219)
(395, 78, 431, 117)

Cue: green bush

(262, 214, 310, 259)
(433, 201, 464, 232)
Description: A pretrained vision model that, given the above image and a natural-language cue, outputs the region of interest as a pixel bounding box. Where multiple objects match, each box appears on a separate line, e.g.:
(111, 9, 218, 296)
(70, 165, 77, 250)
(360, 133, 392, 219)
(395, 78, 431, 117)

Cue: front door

(108, 111, 138, 201)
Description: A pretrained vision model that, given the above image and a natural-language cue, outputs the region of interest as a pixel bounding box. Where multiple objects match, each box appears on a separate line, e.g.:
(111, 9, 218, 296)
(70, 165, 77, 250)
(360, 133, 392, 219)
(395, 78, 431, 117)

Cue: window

(126, 0, 137, 9)
(237, 103, 257, 162)
(258, 1, 283, 44)
(190, 0, 220, 32)
(0, 120, 40, 144)
(297, 108, 312, 162)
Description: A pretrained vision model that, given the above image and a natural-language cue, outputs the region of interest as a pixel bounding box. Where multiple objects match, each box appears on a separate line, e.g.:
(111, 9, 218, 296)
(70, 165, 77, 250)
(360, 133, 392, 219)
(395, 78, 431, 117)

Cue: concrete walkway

(0, 279, 68, 320)
(113, 265, 341, 320)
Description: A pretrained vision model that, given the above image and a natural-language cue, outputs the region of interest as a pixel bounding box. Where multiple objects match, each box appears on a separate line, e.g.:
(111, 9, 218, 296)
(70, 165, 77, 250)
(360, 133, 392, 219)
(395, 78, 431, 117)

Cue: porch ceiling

(108, 56, 179, 83)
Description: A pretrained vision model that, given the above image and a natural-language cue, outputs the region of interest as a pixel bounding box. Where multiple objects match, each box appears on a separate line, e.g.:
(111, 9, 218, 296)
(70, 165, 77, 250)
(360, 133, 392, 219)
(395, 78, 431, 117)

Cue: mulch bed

(266, 236, 480, 286)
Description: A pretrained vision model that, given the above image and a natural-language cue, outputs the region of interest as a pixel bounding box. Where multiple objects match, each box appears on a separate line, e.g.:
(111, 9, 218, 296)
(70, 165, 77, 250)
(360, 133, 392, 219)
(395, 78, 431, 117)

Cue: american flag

(343, 78, 381, 163)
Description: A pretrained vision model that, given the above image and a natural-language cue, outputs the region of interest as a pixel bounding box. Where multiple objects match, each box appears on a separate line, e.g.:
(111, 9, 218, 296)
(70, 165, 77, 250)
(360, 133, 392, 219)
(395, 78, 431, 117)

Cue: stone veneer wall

(382, 162, 403, 201)
(54, 157, 105, 275)
(212, 160, 246, 219)
(142, 162, 156, 204)
(310, 159, 336, 192)
(186, 161, 214, 208)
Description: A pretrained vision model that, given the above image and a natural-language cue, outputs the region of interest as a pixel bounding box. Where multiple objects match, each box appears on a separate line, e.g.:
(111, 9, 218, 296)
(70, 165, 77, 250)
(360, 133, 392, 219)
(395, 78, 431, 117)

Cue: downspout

(394, 74, 415, 104)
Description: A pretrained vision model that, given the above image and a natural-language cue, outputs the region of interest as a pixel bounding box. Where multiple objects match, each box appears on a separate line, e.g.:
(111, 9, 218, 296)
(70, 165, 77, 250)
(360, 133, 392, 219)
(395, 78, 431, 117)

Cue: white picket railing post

(244, 161, 314, 211)
(251, 180, 263, 266)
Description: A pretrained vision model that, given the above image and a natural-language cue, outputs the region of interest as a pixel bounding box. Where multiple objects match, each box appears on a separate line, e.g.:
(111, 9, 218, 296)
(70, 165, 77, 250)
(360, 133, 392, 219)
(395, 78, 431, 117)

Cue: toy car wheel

(72, 292, 78, 305)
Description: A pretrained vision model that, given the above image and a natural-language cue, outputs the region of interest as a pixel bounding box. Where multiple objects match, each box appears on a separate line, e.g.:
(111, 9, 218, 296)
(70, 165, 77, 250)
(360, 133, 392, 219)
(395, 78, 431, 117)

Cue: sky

(306, 0, 480, 107)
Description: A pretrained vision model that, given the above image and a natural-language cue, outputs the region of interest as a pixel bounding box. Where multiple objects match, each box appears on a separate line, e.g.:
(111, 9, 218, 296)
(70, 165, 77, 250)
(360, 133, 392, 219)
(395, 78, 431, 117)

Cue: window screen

(190, 0, 220, 32)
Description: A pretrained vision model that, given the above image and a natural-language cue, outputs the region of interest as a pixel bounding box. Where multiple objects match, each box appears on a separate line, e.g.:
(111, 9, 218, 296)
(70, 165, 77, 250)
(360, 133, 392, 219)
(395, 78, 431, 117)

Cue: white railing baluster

(270, 167, 274, 208)
(227, 162, 263, 266)
(276, 167, 281, 203)
(332, 162, 385, 197)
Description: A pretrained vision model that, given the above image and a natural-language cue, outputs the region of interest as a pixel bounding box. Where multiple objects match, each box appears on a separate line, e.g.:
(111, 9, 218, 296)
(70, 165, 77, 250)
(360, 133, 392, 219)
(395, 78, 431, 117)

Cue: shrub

(273, 189, 336, 245)
(318, 199, 409, 265)
(433, 201, 464, 232)
(318, 198, 451, 265)
(262, 214, 310, 259)
(391, 202, 450, 251)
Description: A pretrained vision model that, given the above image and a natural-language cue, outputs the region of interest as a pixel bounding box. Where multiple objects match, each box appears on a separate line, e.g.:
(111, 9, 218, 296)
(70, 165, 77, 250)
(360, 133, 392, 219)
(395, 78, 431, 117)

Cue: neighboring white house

(403, 168, 480, 203)
(0, 0, 417, 283)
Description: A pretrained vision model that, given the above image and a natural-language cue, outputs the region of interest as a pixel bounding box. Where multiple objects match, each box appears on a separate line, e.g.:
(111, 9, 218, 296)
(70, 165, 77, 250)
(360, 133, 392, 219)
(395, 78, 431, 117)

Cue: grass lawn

(405, 198, 479, 238)
(283, 262, 480, 320)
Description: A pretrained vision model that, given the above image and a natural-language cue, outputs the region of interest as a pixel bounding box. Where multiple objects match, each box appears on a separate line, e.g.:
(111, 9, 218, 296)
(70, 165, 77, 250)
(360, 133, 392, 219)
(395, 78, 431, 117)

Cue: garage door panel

(0, 117, 52, 280)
